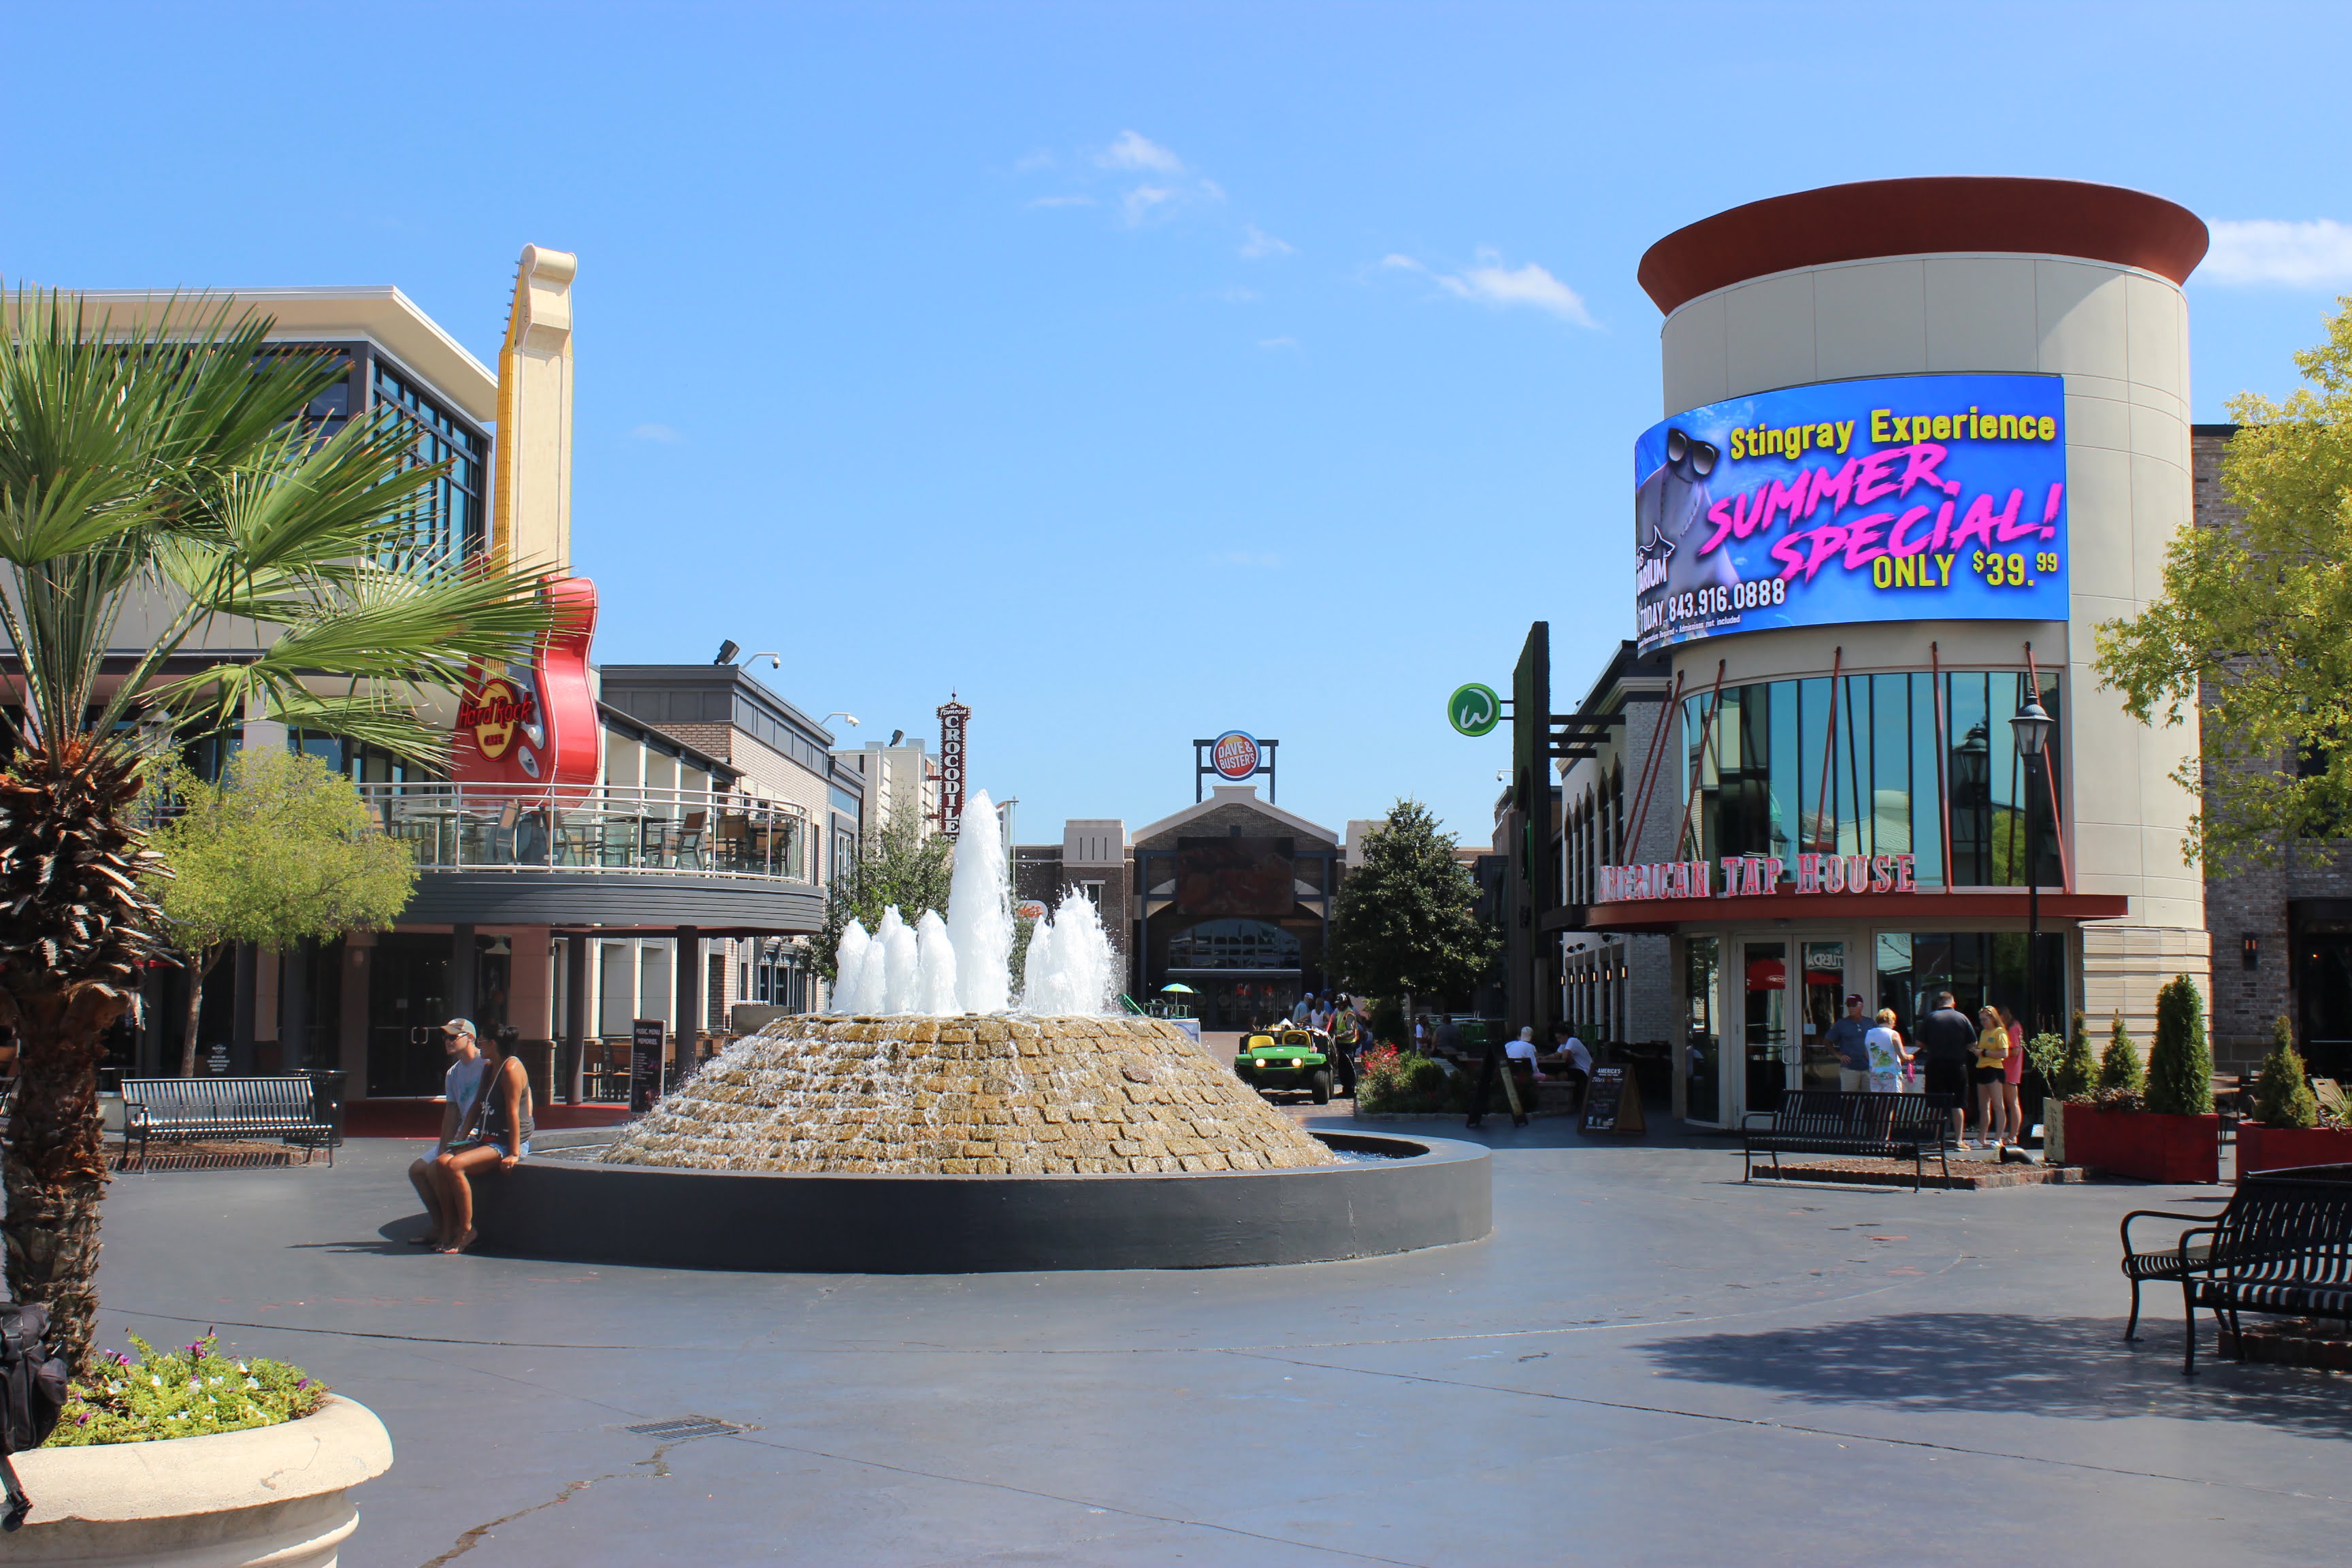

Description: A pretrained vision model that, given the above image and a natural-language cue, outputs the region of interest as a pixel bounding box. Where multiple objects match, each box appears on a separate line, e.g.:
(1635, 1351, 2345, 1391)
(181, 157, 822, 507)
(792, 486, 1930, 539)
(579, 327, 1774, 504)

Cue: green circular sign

(1448, 683, 1501, 737)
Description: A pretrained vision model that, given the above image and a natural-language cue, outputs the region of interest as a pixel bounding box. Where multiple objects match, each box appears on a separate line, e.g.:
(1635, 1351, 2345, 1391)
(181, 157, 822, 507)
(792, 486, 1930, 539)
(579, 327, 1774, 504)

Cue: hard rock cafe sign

(451, 575, 602, 791)
(1598, 850, 1918, 904)
(937, 697, 970, 838)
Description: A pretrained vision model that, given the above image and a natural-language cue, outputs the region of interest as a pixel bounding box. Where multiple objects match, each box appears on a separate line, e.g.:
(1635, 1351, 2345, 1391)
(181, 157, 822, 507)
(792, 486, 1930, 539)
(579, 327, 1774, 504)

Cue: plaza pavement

(89, 1117, 2348, 1567)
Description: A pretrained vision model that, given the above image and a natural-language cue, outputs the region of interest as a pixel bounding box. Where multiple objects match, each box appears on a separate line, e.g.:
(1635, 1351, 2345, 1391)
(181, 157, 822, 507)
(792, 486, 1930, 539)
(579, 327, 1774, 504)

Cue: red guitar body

(451, 575, 602, 796)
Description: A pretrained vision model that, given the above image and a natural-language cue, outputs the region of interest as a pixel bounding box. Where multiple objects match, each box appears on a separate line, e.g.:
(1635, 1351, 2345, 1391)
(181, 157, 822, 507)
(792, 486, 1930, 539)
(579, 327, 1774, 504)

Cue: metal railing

(353, 783, 813, 882)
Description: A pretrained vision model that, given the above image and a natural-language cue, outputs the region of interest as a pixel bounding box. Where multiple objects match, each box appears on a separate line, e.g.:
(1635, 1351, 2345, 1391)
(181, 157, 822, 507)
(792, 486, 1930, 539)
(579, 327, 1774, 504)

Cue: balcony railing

(355, 784, 812, 882)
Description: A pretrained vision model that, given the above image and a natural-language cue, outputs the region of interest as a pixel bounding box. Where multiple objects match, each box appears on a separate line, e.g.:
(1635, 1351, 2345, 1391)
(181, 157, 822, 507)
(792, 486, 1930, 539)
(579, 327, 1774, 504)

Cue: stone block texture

(602, 1015, 1337, 1174)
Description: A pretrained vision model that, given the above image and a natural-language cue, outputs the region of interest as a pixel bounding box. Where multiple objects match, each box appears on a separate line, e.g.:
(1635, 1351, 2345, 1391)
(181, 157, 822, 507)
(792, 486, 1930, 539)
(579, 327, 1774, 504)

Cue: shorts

(1839, 1068, 1870, 1093)
(1971, 1066, 2005, 1085)
(1923, 1058, 1967, 1099)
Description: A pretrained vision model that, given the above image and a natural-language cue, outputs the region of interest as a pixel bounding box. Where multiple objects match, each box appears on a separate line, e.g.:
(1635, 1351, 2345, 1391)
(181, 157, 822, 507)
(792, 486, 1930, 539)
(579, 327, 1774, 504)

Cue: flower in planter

(48, 1333, 327, 1448)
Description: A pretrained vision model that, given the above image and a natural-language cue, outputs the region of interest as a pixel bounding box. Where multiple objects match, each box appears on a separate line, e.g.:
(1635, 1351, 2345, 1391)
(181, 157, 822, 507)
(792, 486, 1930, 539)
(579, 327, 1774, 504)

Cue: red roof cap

(1637, 177, 2208, 316)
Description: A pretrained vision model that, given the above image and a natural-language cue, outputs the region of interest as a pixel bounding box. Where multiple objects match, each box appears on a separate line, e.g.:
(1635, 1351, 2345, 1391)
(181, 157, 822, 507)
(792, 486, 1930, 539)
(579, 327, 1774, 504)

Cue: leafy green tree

(2096, 298, 2352, 869)
(2145, 975, 2215, 1116)
(0, 290, 553, 1368)
(2251, 1013, 2319, 1129)
(150, 751, 417, 1075)
(814, 803, 955, 980)
(1328, 800, 1497, 1020)
(2097, 1013, 2146, 1097)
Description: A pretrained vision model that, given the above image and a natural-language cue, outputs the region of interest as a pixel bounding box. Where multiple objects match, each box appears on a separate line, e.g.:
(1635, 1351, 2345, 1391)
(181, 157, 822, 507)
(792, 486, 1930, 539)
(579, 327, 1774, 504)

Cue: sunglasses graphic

(1665, 427, 1718, 478)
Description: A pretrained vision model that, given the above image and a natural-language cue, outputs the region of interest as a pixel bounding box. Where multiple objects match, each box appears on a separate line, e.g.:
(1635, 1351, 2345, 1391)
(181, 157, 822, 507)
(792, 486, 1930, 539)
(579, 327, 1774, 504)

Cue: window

(1166, 919, 1302, 970)
(1077, 879, 1105, 907)
(371, 361, 487, 568)
(1681, 670, 2061, 889)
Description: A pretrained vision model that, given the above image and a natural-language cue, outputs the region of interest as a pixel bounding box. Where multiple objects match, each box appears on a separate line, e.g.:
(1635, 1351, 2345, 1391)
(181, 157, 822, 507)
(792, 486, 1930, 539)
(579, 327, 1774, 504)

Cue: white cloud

(1383, 250, 1596, 327)
(1122, 185, 1178, 226)
(629, 423, 682, 443)
(1013, 148, 1056, 173)
(1257, 336, 1301, 351)
(2204, 220, 2352, 287)
(1098, 129, 1183, 174)
(1241, 224, 1295, 259)
(1026, 194, 1096, 209)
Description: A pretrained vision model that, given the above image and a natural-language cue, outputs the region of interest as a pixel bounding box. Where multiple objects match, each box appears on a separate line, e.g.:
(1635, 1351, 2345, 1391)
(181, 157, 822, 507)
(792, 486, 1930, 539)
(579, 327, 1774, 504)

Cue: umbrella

(1158, 983, 1197, 994)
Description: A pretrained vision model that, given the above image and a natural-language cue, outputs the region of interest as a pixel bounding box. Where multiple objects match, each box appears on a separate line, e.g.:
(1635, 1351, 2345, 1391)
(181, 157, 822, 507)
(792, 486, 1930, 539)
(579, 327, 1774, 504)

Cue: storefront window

(1875, 931, 2068, 1039)
(1684, 936, 1720, 1122)
(1682, 670, 2060, 889)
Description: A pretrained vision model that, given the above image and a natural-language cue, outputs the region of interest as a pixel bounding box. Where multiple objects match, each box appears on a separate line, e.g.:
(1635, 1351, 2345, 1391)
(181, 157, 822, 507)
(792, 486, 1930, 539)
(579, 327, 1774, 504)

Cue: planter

(2044, 1100, 2066, 1166)
(2059, 1104, 2219, 1183)
(2236, 1122, 2352, 1178)
(6, 1394, 391, 1567)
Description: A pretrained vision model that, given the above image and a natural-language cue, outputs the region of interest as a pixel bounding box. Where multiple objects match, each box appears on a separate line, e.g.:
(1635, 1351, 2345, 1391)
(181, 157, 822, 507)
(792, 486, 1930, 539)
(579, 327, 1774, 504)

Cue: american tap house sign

(1599, 851, 1919, 903)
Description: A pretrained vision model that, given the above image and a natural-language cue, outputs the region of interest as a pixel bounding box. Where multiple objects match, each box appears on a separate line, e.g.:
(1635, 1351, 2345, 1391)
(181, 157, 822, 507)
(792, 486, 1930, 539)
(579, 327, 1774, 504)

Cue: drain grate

(623, 1416, 743, 1441)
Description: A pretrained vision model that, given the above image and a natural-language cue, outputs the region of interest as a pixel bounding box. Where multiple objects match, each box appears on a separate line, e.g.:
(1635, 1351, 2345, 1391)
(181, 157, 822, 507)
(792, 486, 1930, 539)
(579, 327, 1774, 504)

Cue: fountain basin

(472, 1129, 1489, 1271)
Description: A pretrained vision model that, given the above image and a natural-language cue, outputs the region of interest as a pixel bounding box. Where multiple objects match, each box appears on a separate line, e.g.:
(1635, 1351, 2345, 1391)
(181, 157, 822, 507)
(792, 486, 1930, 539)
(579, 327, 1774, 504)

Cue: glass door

(1798, 941, 1847, 1092)
(1683, 936, 1722, 1124)
(1742, 941, 1788, 1116)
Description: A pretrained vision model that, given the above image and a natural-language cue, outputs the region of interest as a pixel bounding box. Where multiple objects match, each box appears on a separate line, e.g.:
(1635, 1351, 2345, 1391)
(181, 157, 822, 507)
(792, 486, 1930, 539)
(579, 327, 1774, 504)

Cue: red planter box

(2060, 1105, 2219, 1183)
(2237, 1123, 2352, 1178)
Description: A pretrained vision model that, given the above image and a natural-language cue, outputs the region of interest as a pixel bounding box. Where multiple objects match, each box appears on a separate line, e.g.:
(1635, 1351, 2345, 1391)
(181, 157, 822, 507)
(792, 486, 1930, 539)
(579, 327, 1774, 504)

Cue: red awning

(1571, 888, 2130, 935)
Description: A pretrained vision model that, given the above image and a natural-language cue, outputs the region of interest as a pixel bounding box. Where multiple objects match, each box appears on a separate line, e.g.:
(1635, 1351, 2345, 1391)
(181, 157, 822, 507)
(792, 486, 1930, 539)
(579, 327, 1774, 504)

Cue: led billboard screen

(1633, 373, 2068, 653)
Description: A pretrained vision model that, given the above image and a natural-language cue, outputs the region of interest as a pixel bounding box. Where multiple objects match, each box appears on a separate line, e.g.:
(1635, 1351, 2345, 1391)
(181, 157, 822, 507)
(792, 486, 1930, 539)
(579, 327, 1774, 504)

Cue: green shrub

(2097, 1013, 2146, 1097)
(2048, 1011, 2100, 1102)
(1369, 996, 1405, 1048)
(2251, 1013, 2320, 1129)
(50, 1333, 325, 1447)
(2144, 975, 2214, 1116)
(1356, 1046, 1453, 1113)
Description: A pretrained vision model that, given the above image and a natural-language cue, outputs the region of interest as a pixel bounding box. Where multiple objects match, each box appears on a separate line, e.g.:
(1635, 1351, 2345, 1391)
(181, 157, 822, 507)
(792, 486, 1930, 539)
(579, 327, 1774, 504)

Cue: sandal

(440, 1228, 477, 1254)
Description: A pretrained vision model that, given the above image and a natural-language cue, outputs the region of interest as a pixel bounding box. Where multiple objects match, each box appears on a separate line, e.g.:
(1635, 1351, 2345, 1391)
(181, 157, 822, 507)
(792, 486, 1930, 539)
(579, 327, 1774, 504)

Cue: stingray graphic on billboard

(1633, 373, 2068, 654)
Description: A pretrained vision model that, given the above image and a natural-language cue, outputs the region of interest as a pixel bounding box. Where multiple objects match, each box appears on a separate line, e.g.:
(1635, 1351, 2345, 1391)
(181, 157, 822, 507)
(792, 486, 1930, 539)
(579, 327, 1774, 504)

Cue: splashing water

(915, 911, 958, 1013)
(945, 791, 1013, 1013)
(877, 906, 919, 1013)
(1019, 887, 1116, 1016)
(829, 921, 873, 1015)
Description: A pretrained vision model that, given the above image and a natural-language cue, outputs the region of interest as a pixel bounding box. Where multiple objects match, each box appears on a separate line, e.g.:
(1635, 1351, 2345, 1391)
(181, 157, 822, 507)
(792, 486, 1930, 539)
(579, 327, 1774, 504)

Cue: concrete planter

(2237, 1123, 2352, 1178)
(2044, 1100, 2067, 1166)
(2061, 1105, 2219, 1183)
(5, 1394, 391, 1566)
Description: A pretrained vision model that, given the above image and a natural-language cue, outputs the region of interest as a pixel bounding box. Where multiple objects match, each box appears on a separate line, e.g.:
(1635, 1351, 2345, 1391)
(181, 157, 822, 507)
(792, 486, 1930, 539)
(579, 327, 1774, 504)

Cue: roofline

(598, 662, 837, 749)
(1132, 783, 1339, 846)
(5, 285, 497, 422)
(1638, 178, 2208, 317)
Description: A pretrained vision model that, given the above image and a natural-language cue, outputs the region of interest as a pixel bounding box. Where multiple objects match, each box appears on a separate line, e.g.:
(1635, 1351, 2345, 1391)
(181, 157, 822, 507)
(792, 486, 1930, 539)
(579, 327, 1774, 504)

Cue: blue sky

(7, 2, 2351, 845)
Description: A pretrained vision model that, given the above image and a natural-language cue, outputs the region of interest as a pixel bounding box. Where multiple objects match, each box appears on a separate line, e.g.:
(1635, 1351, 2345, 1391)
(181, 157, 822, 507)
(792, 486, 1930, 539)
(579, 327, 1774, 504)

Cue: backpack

(0, 1303, 71, 1530)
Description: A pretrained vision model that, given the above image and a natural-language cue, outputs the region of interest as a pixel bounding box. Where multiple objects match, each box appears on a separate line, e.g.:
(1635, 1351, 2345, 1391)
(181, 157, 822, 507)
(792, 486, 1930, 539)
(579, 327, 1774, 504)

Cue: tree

(2250, 1013, 2319, 1129)
(813, 802, 954, 981)
(2097, 1013, 2146, 1097)
(150, 751, 417, 1075)
(0, 290, 554, 1368)
(2049, 1009, 2100, 1102)
(2095, 297, 2352, 869)
(1327, 800, 1497, 1017)
(2144, 975, 2215, 1117)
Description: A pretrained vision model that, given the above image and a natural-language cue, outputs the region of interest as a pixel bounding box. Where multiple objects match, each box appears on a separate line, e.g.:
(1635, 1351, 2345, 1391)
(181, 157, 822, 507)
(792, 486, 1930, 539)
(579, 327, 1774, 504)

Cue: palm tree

(0, 287, 557, 1368)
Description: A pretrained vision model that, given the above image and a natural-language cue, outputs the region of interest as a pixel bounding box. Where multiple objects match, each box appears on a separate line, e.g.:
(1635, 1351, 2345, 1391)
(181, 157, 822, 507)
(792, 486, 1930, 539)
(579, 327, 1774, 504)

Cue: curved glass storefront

(1680, 669, 2061, 889)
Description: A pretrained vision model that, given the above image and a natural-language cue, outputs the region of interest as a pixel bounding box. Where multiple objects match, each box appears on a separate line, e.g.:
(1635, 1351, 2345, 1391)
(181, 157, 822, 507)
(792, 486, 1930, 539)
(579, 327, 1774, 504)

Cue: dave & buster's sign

(1211, 730, 1262, 781)
(1599, 852, 1918, 904)
(1635, 372, 2068, 654)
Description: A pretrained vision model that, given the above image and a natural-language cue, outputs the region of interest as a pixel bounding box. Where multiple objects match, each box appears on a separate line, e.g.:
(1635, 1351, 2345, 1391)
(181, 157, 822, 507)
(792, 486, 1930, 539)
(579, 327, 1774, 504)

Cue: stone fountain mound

(602, 1014, 1337, 1175)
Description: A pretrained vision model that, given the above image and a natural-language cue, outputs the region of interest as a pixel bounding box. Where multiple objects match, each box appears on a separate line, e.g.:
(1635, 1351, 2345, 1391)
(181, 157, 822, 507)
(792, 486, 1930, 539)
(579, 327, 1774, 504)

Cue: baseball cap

(1844, 994, 1864, 1005)
(440, 1017, 478, 1038)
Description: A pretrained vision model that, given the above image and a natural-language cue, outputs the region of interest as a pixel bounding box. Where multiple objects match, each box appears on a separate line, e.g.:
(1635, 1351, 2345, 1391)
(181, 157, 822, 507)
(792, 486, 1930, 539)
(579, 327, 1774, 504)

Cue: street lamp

(2010, 696, 2055, 1034)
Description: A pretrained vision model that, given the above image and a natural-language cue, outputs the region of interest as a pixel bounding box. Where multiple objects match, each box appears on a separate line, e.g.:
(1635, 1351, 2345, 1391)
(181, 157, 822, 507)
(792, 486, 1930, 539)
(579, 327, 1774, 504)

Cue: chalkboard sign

(629, 1019, 666, 1113)
(1580, 1065, 1646, 1135)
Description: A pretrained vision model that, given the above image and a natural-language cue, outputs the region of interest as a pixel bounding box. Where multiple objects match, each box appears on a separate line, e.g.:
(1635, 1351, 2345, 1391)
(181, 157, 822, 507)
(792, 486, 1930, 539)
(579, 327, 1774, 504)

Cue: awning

(1565, 887, 2130, 934)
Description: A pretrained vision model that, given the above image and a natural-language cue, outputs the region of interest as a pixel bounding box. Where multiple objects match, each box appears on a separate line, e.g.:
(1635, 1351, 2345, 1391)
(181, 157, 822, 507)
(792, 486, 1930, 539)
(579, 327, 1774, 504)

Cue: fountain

(473, 793, 1490, 1271)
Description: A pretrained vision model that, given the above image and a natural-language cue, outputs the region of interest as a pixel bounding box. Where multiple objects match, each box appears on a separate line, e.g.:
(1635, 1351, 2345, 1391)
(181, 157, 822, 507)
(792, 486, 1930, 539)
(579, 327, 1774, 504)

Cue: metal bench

(120, 1075, 339, 1168)
(1742, 1090, 1956, 1190)
(2127, 1163, 2352, 1373)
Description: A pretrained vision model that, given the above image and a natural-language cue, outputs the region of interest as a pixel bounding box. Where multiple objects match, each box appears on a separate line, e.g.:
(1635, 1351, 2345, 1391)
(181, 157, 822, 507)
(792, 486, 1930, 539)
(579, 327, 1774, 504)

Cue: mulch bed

(110, 1141, 321, 1172)
(1756, 1154, 2089, 1190)
(2218, 1319, 2352, 1371)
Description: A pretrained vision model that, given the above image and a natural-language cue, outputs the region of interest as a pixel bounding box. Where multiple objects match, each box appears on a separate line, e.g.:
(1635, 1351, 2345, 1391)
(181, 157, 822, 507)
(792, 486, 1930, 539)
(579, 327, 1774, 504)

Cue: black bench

(2123, 1163, 2352, 1373)
(1742, 1090, 1956, 1190)
(120, 1075, 339, 1168)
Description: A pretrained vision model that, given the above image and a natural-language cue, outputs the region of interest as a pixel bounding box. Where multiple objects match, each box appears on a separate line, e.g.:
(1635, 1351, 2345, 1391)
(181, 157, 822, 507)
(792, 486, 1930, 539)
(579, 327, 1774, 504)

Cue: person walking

(1827, 994, 1872, 1092)
(1997, 1004, 2028, 1147)
(1972, 1006, 2012, 1149)
(1864, 1009, 1912, 1094)
(429, 1026, 536, 1254)
(1914, 992, 1977, 1147)
(407, 1019, 487, 1246)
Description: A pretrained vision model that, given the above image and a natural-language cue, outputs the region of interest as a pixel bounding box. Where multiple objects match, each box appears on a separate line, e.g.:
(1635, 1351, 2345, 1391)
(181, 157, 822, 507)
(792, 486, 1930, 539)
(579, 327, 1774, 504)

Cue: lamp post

(2010, 696, 2055, 1034)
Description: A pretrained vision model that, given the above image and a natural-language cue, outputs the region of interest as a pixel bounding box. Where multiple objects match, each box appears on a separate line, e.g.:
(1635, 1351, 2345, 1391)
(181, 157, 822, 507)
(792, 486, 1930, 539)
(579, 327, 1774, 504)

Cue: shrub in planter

(2053, 1011, 2100, 1102)
(52, 1333, 323, 1447)
(2237, 1014, 2352, 1175)
(2145, 975, 2214, 1116)
(2098, 1013, 2145, 1096)
(1354, 1046, 1453, 1114)
(2250, 1013, 2319, 1130)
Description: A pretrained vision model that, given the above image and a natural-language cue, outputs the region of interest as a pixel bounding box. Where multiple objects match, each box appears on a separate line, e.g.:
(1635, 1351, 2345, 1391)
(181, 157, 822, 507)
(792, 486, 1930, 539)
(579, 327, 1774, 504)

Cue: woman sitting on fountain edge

(431, 1025, 535, 1254)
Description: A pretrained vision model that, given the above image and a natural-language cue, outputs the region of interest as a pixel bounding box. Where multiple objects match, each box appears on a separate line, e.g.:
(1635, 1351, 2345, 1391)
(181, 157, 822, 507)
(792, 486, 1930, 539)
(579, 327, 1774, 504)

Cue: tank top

(468, 1057, 535, 1148)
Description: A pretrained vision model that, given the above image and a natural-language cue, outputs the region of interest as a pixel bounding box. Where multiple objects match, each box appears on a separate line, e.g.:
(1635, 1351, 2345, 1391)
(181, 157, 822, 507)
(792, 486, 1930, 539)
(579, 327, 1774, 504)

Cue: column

(674, 926, 700, 1073)
(281, 938, 310, 1073)
(231, 942, 256, 1074)
(563, 931, 589, 1105)
(448, 924, 477, 1026)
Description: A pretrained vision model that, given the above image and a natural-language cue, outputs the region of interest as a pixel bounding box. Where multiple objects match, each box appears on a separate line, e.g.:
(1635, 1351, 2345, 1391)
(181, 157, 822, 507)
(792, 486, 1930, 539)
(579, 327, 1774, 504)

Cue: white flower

(245, 1377, 260, 1390)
